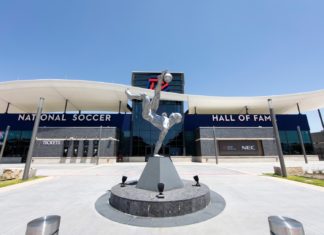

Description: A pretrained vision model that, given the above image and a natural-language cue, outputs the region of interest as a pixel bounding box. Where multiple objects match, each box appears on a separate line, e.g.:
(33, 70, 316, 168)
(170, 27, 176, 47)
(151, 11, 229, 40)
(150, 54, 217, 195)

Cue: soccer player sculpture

(125, 71, 182, 157)
(105, 71, 211, 218)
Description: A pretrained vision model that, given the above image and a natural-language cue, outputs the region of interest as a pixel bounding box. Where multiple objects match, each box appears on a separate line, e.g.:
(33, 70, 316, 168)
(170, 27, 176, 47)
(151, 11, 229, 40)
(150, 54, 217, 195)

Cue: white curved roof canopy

(0, 79, 323, 114)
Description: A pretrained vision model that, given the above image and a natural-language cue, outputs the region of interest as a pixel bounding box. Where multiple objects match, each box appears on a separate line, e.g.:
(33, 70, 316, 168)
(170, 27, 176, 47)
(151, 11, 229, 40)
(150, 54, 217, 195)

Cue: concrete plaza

(1, 161, 324, 235)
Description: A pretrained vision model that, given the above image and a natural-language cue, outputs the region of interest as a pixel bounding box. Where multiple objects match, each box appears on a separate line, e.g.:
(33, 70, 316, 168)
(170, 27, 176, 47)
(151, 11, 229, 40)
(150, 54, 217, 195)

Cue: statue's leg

(142, 96, 165, 131)
(125, 89, 143, 100)
(154, 129, 168, 156)
(151, 71, 166, 113)
(142, 95, 153, 122)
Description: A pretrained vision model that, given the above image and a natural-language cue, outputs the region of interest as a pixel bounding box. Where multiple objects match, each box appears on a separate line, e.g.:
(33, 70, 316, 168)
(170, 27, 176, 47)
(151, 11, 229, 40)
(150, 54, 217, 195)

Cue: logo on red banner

(147, 78, 169, 91)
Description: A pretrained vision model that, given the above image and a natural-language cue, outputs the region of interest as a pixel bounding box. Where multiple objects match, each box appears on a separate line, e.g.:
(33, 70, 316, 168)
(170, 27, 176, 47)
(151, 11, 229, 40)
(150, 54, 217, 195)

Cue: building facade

(0, 72, 315, 162)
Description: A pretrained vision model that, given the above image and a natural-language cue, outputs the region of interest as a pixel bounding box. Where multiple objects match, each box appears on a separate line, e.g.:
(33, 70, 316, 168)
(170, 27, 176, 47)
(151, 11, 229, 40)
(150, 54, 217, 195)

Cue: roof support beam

(118, 101, 121, 114)
(64, 99, 68, 113)
(127, 104, 132, 112)
(318, 109, 324, 130)
(5, 102, 10, 114)
(297, 103, 301, 114)
(52, 87, 79, 112)
(0, 97, 27, 113)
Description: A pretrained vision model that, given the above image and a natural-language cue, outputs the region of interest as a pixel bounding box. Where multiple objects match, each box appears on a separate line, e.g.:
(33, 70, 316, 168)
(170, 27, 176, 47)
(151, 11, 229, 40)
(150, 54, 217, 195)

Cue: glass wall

(184, 130, 196, 156)
(0, 130, 31, 162)
(118, 130, 131, 157)
(131, 100, 184, 156)
(280, 130, 314, 154)
(131, 72, 184, 156)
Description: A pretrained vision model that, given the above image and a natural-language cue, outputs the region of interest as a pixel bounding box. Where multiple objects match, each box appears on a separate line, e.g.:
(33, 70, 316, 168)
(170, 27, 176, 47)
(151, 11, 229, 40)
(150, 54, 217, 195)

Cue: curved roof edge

(0, 79, 323, 114)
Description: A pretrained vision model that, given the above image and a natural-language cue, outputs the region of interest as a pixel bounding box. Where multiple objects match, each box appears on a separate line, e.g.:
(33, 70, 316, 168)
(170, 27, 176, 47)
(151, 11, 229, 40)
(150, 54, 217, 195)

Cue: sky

(0, 0, 323, 131)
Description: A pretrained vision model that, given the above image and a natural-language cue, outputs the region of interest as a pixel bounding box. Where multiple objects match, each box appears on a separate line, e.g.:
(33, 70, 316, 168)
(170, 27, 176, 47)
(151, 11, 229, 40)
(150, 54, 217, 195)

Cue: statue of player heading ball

(125, 71, 182, 157)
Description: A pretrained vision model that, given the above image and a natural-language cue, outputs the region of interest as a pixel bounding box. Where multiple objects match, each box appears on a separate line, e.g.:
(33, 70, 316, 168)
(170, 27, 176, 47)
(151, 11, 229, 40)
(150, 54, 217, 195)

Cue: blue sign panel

(0, 113, 310, 131)
(276, 115, 310, 131)
(184, 114, 310, 131)
(0, 113, 131, 131)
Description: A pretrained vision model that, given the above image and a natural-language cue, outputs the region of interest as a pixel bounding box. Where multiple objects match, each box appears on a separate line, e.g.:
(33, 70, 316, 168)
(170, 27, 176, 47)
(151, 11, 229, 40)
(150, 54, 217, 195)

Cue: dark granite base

(95, 190, 226, 227)
(109, 180, 210, 217)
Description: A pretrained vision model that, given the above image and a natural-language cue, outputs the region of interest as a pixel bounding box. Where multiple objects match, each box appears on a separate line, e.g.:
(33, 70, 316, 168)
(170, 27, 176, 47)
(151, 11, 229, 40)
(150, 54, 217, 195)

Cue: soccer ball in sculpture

(163, 73, 173, 83)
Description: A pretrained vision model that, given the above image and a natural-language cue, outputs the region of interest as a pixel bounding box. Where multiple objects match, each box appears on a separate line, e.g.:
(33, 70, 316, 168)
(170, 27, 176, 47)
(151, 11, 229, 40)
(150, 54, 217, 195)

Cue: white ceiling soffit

(187, 89, 324, 114)
(0, 79, 323, 114)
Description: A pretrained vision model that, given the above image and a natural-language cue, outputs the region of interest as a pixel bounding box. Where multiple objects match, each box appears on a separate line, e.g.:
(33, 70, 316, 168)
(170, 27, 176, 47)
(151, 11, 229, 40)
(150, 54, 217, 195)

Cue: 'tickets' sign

(42, 140, 61, 145)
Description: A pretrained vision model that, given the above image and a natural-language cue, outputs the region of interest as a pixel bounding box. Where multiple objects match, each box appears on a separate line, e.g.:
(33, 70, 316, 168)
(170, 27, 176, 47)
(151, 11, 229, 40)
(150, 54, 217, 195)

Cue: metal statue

(125, 71, 182, 157)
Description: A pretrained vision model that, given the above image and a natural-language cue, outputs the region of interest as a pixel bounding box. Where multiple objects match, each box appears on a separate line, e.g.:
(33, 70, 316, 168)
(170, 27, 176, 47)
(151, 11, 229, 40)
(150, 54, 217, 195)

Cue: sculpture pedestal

(107, 156, 212, 217)
(136, 157, 184, 191)
(109, 180, 210, 217)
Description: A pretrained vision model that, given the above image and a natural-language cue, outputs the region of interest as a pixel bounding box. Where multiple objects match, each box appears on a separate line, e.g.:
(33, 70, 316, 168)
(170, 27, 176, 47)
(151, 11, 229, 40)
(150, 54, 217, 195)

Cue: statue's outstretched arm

(125, 88, 142, 100)
(151, 70, 167, 112)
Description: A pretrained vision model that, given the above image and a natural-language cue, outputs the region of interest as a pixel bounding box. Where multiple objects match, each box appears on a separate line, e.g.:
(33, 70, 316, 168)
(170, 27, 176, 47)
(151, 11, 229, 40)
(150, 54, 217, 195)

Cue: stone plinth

(136, 157, 184, 191)
(109, 180, 210, 217)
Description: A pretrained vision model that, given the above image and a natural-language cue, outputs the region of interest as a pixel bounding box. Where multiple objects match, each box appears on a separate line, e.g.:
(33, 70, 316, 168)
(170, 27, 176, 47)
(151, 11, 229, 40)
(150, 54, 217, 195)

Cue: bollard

(26, 215, 61, 235)
(268, 216, 305, 235)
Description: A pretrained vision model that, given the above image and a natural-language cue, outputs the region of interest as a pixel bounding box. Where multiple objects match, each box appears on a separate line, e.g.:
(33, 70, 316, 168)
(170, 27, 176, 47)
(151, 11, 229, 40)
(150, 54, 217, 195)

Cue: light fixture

(193, 175, 200, 187)
(121, 176, 127, 187)
(157, 183, 165, 198)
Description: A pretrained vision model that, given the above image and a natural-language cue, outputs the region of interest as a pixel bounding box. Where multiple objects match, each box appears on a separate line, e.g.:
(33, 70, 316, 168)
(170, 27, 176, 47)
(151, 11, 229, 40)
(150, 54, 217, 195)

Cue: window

(279, 130, 314, 154)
